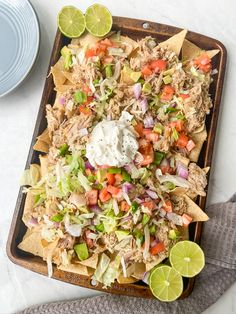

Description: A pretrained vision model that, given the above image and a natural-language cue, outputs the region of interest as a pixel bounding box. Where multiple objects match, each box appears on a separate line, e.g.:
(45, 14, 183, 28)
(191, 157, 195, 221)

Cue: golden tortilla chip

(117, 275, 138, 284)
(146, 254, 167, 272)
(62, 71, 78, 85)
(58, 263, 90, 276)
(54, 84, 74, 93)
(189, 129, 207, 162)
(33, 139, 49, 153)
(184, 195, 209, 222)
(170, 187, 188, 196)
(159, 29, 187, 56)
(37, 129, 50, 145)
(132, 262, 146, 279)
(182, 39, 220, 60)
(76, 254, 98, 269)
(22, 191, 35, 227)
(50, 59, 67, 86)
(120, 35, 139, 56)
(18, 231, 44, 257)
(39, 155, 49, 177)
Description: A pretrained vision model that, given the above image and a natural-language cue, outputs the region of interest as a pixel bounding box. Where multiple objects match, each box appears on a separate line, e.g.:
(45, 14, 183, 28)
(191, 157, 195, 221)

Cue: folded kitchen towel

(18, 195, 236, 314)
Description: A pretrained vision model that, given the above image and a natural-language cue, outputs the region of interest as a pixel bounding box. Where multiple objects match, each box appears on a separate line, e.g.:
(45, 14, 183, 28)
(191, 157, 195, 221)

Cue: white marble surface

(0, 0, 236, 313)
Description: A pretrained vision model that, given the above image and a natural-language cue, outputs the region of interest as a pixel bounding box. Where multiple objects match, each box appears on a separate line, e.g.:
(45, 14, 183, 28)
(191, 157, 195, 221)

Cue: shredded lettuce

(20, 164, 41, 186)
(102, 255, 121, 287)
(93, 253, 110, 282)
(77, 170, 92, 192)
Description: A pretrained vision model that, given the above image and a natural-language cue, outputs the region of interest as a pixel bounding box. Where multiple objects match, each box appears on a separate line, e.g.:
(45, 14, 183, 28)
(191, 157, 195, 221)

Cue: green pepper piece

(105, 65, 113, 78)
(107, 167, 121, 174)
(121, 169, 131, 182)
(74, 243, 89, 261)
(51, 213, 64, 222)
(149, 225, 156, 235)
(142, 213, 150, 226)
(95, 223, 105, 232)
(131, 201, 139, 213)
(59, 143, 69, 156)
(74, 91, 87, 104)
(153, 151, 165, 165)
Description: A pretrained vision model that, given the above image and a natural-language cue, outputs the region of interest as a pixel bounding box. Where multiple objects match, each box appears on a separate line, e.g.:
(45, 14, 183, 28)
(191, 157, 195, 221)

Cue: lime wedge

(85, 4, 112, 37)
(149, 265, 183, 302)
(57, 6, 86, 38)
(169, 240, 205, 278)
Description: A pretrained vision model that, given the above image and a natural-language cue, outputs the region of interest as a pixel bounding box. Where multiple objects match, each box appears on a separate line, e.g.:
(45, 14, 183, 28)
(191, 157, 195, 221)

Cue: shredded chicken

(188, 163, 207, 196)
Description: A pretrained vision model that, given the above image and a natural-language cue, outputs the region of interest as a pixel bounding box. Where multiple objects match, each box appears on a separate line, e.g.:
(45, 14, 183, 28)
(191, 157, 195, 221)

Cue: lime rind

(149, 265, 183, 302)
(58, 6, 86, 38)
(85, 4, 112, 37)
(170, 240, 205, 278)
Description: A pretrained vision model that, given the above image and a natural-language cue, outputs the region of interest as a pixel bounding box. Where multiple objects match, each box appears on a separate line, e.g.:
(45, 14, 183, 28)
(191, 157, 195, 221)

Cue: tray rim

(6, 16, 227, 300)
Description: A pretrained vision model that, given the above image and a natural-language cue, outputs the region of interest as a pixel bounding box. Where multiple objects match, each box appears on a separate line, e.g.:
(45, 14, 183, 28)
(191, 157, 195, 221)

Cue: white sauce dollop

(86, 115, 138, 167)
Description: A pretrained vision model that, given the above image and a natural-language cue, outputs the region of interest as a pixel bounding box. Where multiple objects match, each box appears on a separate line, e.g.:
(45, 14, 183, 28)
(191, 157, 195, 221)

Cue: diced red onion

(176, 163, 188, 179)
(133, 83, 142, 99)
(78, 128, 88, 137)
(124, 164, 131, 173)
(171, 103, 177, 108)
(150, 239, 159, 248)
(28, 217, 38, 226)
(186, 140, 196, 152)
(146, 189, 158, 199)
(144, 116, 154, 128)
(85, 161, 94, 170)
(122, 183, 133, 194)
(142, 271, 150, 284)
(54, 222, 60, 228)
(166, 212, 183, 225)
(59, 96, 66, 105)
(89, 205, 102, 214)
(140, 97, 148, 114)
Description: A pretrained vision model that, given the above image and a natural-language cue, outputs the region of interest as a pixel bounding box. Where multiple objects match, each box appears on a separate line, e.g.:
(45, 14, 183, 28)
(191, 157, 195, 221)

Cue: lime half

(85, 4, 112, 37)
(149, 265, 183, 302)
(170, 240, 205, 278)
(57, 6, 86, 38)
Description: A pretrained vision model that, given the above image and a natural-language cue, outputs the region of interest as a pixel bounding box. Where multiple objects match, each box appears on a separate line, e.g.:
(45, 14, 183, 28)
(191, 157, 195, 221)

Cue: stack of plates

(0, 0, 40, 97)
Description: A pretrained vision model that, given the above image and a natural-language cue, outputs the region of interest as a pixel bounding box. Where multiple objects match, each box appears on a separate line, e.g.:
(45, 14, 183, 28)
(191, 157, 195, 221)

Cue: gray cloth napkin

(18, 195, 236, 314)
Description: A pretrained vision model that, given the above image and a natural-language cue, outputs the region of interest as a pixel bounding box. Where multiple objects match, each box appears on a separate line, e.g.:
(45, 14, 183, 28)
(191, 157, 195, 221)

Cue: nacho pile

(19, 29, 218, 287)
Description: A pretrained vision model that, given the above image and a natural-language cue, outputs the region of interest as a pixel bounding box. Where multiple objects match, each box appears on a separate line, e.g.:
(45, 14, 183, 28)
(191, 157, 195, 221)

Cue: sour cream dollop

(86, 118, 138, 167)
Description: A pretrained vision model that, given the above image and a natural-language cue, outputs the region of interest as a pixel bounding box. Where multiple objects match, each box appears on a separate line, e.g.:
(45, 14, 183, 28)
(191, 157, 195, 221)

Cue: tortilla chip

(74, 31, 115, 47)
(184, 195, 209, 222)
(146, 254, 167, 272)
(132, 262, 146, 279)
(54, 84, 74, 93)
(37, 129, 50, 145)
(58, 263, 90, 276)
(76, 254, 98, 269)
(182, 39, 220, 61)
(39, 155, 49, 177)
(18, 231, 44, 257)
(50, 59, 67, 86)
(120, 35, 139, 56)
(33, 139, 49, 153)
(194, 123, 206, 134)
(117, 275, 138, 284)
(170, 187, 188, 196)
(22, 191, 35, 227)
(189, 129, 207, 162)
(159, 29, 187, 56)
(62, 71, 78, 85)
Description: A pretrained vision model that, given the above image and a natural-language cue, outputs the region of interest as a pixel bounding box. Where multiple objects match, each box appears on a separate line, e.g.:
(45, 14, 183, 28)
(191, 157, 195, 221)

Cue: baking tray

(6, 16, 227, 299)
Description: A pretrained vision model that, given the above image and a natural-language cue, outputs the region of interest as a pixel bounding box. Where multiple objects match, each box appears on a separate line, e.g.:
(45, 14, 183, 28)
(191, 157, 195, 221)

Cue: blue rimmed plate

(0, 0, 40, 97)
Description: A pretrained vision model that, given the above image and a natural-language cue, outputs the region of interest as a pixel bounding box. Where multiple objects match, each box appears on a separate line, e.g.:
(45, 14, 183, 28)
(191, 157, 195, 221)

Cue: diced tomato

(115, 173, 123, 185)
(120, 201, 130, 212)
(85, 230, 94, 248)
(141, 65, 153, 77)
(139, 139, 154, 165)
(79, 105, 92, 115)
(169, 120, 184, 132)
(142, 201, 156, 210)
(85, 48, 98, 59)
(186, 140, 196, 152)
(86, 189, 98, 206)
(134, 123, 144, 137)
(182, 213, 193, 227)
(150, 242, 165, 255)
(99, 188, 111, 202)
(176, 132, 189, 148)
(194, 53, 212, 73)
(179, 93, 190, 100)
(162, 200, 173, 213)
(82, 85, 92, 94)
(160, 85, 175, 101)
(149, 59, 167, 73)
(83, 96, 94, 105)
(107, 185, 122, 198)
(143, 129, 159, 142)
(106, 173, 115, 185)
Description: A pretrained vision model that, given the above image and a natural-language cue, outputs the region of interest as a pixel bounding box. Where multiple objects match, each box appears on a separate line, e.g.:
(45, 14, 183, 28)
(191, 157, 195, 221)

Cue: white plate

(0, 0, 40, 97)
